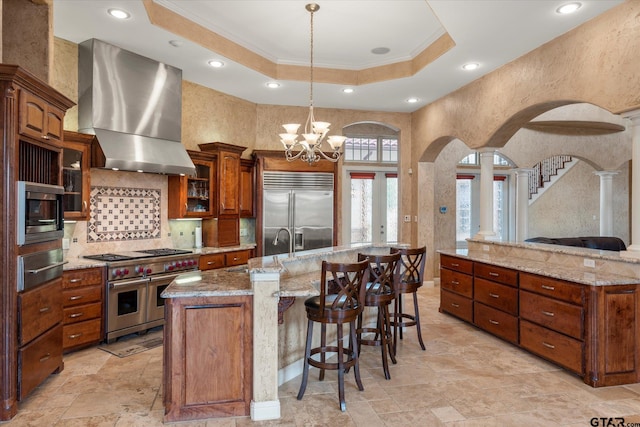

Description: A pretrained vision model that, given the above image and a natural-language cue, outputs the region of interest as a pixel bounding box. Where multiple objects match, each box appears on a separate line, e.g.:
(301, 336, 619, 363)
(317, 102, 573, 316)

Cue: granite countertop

(161, 266, 320, 299)
(438, 249, 640, 286)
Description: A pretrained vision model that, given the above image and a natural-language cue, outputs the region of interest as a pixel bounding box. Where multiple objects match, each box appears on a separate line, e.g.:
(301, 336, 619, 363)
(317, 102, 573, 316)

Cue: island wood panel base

(440, 254, 640, 387)
(163, 295, 253, 422)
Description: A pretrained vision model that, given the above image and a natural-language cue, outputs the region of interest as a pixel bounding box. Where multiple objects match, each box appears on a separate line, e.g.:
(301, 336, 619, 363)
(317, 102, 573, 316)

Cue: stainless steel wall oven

(16, 181, 64, 246)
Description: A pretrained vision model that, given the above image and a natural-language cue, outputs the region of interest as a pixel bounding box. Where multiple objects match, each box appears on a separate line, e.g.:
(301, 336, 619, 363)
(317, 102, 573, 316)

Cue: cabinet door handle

(68, 333, 83, 339)
(69, 312, 84, 318)
(489, 319, 500, 325)
(541, 284, 555, 291)
(450, 263, 459, 267)
(542, 310, 555, 317)
(542, 342, 555, 349)
(69, 295, 83, 301)
(450, 303, 460, 308)
(42, 135, 50, 140)
(489, 293, 500, 298)
(39, 306, 50, 313)
(489, 272, 499, 277)
(69, 278, 82, 283)
(39, 353, 51, 362)
(82, 200, 87, 213)
(185, 203, 188, 212)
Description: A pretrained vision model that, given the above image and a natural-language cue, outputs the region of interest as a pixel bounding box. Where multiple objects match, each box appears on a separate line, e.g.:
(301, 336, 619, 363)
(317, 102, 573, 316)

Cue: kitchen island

(439, 238, 640, 389)
(161, 244, 392, 422)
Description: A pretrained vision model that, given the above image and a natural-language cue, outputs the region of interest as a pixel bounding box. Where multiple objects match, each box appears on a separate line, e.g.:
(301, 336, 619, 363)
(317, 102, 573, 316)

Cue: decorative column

(515, 169, 533, 242)
(622, 110, 640, 257)
(250, 270, 281, 420)
(474, 149, 496, 239)
(594, 171, 619, 237)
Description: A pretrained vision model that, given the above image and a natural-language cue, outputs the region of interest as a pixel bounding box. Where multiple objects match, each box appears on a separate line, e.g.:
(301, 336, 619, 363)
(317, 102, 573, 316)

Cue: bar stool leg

(297, 319, 314, 400)
(383, 302, 397, 364)
(412, 291, 426, 350)
(378, 308, 391, 380)
(319, 323, 326, 381)
(336, 324, 346, 411)
(350, 320, 364, 391)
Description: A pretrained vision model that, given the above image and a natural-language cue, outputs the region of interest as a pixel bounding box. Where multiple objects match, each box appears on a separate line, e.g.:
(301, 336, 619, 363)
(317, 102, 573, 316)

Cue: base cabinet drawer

(63, 319, 102, 350)
(440, 289, 473, 322)
(474, 302, 518, 344)
(520, 290, 583, 339)
(199, 253, 225, 271)
(440, 268, 473, 298)
(63, 302, 102, 325)
(520, 320, 583, 374)
(474, 278, 518, 315)
(18, 323, 63, 400)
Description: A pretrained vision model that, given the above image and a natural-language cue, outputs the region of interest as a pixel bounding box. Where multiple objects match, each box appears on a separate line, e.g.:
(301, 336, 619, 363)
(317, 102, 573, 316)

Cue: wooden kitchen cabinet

(19, 89, 64, 145)
(163, 295, 252, 422)
(473, 262, 519, 345)
(17, 279, 64, 400)
(240, 159, 255, 218)
(198, 142, 247, 246)
(168, 150, 216, 219)
(61, 267, 105, 352)
(199, 249, 253, 271)
(62, 131, 93, 220)
(439, 254, 473, 322)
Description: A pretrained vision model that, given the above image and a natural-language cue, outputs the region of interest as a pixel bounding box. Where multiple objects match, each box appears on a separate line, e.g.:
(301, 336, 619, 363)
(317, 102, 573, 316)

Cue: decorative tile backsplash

(87, 186, 161, 242)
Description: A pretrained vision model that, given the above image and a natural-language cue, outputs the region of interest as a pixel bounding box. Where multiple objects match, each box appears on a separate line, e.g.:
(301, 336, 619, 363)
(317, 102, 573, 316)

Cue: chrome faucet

(273, 227, 294, 257)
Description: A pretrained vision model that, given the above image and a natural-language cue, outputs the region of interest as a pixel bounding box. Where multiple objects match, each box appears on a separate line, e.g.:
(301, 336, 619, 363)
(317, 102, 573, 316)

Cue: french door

(343, 168, 398, 245)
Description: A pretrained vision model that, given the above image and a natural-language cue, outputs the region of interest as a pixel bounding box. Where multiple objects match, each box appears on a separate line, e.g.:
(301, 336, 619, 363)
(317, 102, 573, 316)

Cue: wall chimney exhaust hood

(78, 39, 195, 176)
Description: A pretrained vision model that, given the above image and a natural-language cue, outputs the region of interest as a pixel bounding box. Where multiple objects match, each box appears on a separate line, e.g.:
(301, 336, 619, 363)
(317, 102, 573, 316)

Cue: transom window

(459, 152, 513, 167)
(343, 136, 398, 163)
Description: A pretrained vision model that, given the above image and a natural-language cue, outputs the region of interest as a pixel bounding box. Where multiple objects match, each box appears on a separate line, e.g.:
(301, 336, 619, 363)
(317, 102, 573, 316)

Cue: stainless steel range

(84, 248, 199, 343)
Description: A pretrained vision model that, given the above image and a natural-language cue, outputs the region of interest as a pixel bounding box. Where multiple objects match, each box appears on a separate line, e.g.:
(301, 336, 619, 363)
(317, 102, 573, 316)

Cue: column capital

(594, 170, 620, 178)
(622, 108, 640, 123)
(514, 168, 534, 176)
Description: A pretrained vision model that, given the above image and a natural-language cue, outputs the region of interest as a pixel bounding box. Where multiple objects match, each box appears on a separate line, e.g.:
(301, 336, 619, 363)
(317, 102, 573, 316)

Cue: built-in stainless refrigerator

(263, 171, 334, 256)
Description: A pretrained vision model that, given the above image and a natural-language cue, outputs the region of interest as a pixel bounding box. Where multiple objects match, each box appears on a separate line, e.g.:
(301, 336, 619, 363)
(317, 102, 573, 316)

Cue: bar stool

(356, 252, 401, 380)
(390, 246, 427, 352)
(297, 259, 370, 412)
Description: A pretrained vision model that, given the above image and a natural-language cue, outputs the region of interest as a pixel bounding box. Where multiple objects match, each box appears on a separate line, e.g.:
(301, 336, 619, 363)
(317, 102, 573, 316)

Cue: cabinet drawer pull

(542, 310, 555, 317)
(68, 312, 84, 318)
(450, 303, 460, 308)
(489, 272, 499, 277)
(39, 306, 50, 313)
(68, 333, 83, 339)
(489, 319, 500, 325)
(450, 263, 459, 267)
(69, 278, 82, 283)
(69, 295, 83, 301)
(233, 257, 239, 261)
(489, 293, 500, 298)
(541, 285, 555, 291)
(451, 280, 459, 285)
(39, 353, 51, 362)
(542, 342, 555, 349)
(207, 261, 216, 265)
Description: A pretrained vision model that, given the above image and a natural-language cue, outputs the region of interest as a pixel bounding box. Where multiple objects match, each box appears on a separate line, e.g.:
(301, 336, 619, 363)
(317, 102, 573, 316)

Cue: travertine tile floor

(8, 286, 640, 426)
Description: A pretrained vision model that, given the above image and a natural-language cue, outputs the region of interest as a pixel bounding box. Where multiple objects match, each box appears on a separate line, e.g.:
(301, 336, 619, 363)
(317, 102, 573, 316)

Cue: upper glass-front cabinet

(62, 131, 93, 220)
(168, 151, 216, 219)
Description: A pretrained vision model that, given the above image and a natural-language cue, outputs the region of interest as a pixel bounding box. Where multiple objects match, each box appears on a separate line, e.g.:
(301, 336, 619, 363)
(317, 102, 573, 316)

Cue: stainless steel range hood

(78, 39, 195, 176)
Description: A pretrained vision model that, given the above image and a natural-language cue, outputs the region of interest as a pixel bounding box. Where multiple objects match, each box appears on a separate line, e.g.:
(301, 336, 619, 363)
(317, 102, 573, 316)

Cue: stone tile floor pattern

(8, 286, 640, 426)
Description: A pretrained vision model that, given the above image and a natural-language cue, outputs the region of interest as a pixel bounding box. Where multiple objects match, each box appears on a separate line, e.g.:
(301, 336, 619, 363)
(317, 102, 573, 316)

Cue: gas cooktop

(84, 248, 193, 262)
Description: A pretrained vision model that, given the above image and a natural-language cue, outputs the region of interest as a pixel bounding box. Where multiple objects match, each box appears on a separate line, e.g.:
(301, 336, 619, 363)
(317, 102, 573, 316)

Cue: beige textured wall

(2, 0, 51, 82)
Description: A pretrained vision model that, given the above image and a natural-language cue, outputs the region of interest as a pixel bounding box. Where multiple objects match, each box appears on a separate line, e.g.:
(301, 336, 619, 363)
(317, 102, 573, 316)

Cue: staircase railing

(528, 155, 573, 199)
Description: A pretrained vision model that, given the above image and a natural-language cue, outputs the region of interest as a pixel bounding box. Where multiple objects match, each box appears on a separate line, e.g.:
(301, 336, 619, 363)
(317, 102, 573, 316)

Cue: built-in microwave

(16, 181, 64, 246)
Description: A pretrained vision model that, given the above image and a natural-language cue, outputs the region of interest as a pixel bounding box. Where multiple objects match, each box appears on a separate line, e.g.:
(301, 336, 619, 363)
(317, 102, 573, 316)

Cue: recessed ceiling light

(462, 62, 479, 71)
(266, 82, 280, 89)
(407, 97, 419, 103)
(168, 40, 183, 48)
(556, 2, 582, 14)
(342, 88, 354, 94)
(207, 60, 224, 68)
(371, 47, 390, 55)
(107, 8, 130, 19)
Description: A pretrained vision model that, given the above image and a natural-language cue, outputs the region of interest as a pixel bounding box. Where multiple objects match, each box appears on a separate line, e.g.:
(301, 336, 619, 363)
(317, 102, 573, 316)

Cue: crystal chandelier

(279, 3, 346, 164)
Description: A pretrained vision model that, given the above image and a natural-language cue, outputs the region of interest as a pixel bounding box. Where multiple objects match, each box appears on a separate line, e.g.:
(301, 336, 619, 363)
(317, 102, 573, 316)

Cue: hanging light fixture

(279, 3, 346, 164)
